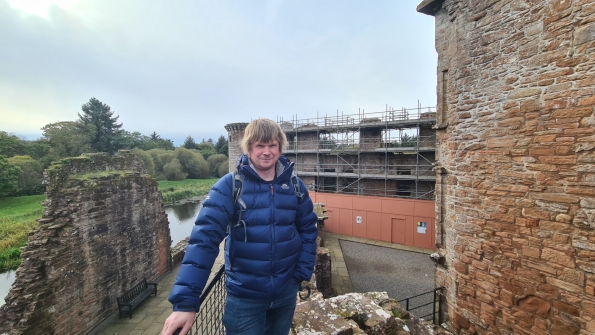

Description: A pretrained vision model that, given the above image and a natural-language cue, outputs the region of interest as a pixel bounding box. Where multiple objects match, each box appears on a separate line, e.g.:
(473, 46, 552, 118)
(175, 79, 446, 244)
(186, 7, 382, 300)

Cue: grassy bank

(0, 195, 45, 271)
(159, 178, 217, 204)
(0, 178, 217, 272)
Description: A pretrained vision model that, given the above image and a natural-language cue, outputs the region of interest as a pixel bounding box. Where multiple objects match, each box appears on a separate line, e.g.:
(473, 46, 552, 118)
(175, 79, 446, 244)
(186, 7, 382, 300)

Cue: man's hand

(161, 311, 196, 335)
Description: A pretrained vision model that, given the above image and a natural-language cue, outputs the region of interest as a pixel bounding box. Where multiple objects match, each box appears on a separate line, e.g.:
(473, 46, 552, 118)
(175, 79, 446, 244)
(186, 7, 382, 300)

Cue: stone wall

(290, 153, 319, 173)
(0, 151, 171, 335)
(420, 124, 437, 144)
(295, 130, 318, 150)
(360, 126, 383, 150)
(224, 122, 248, 172)
(293, 291, 452, 335)
(419, 0, 595, 334)
(320, 154, 359, 172)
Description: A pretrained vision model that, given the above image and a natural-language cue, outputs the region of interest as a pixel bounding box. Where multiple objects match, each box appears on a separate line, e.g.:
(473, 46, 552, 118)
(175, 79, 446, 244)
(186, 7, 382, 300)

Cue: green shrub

(162, 158, 187, 181)
(131, 148, 155, 176)
(0, 155, 20, 197)
(217, 159, 229, 177)
(207, 154, 228, 177)
(8, 155, 44, 195)
(147, 148, 174, 180)
(175, 148, 210, 179)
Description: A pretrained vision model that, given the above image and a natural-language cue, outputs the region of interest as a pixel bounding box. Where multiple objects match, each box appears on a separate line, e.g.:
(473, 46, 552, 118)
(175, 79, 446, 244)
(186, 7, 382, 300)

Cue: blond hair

(241, 118, 287, 154)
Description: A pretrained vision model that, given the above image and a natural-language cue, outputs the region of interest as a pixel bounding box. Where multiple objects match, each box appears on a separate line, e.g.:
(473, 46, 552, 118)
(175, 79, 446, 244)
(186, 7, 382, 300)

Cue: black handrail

(174, 265, 312, 335)
(174, 264, 226, 335)
(174, 267, 444, 334)
(397, 286, 445, 325)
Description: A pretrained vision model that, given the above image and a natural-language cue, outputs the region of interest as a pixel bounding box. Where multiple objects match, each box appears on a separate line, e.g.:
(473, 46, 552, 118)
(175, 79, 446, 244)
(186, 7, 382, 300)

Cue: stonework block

(574, 22, 595, 45)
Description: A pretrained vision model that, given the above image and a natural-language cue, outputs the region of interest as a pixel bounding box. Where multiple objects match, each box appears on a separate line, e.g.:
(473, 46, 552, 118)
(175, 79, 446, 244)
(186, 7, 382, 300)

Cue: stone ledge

(293, 292, 452, 335)
(417, 0, 444, 16)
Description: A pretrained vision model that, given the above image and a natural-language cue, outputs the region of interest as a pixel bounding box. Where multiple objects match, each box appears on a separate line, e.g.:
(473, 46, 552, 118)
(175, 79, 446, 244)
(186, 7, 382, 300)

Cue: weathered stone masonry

(419, 0, 595, 334)
(0, 151, 171, 335)
(225, 122, 249, 172)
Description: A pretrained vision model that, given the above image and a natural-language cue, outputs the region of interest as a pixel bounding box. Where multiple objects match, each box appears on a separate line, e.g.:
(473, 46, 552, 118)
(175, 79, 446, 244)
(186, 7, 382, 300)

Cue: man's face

(249, 140, 280, 174)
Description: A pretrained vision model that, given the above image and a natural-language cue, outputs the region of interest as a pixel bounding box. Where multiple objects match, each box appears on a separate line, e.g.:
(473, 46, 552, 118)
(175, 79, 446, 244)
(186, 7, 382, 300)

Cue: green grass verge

(0, 178, 217, 272)
(158, 178, 217, 204)
(0, 194, 44, 272)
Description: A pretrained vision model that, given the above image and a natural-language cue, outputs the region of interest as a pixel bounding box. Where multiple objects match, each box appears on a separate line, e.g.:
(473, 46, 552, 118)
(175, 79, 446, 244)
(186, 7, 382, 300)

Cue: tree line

(0, 97, 229, 197)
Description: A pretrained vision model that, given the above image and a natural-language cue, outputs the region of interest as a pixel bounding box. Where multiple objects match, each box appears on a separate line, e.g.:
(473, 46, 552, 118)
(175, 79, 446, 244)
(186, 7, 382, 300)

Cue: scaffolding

(278, 104, 437, 200)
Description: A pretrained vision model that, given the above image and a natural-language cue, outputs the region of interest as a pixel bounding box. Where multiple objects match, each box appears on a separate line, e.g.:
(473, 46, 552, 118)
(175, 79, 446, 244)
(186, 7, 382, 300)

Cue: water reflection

(166, 201, 202, 246)
(0, 270, 15, 306)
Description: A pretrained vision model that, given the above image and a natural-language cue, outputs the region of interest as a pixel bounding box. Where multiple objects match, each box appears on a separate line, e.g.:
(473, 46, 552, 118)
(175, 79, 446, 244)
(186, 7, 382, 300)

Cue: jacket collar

(236, 154, 293, 181)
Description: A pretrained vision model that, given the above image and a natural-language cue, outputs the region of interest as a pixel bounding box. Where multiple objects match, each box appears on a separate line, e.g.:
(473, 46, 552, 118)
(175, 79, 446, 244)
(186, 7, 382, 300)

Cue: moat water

(0, 201, 202, 306)
(166, 200, 202, 247)
(0, 271, 15, 306)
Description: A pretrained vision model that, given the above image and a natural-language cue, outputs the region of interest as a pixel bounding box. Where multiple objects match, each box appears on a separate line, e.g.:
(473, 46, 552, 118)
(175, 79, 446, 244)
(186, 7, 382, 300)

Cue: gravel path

(339, 239, 436, 319)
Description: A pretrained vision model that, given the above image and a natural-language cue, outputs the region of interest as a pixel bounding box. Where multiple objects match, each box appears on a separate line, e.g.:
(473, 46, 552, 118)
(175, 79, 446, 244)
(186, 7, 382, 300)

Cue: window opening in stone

(440, 70, 448, 124)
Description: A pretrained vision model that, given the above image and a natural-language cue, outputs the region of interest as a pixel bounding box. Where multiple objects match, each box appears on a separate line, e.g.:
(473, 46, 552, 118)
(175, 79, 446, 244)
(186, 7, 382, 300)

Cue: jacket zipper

(270, 183, 275, 294)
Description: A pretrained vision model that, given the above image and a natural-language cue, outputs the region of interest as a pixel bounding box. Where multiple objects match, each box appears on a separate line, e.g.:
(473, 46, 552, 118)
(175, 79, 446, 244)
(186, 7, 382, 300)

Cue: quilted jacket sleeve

(167, 173, 234, 312)
(293, 178, 319, 282)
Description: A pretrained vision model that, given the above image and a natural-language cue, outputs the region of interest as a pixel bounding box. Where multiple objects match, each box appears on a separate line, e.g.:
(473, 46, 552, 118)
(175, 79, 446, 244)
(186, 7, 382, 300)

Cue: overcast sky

(1, 0, 437, 146)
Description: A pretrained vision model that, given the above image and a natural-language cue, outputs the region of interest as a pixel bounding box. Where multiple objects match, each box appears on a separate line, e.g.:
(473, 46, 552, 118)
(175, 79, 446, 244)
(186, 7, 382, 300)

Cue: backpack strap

(232, 171, 244, 207)
(291, 172, 304, 199)
(231, 171, 247, 241)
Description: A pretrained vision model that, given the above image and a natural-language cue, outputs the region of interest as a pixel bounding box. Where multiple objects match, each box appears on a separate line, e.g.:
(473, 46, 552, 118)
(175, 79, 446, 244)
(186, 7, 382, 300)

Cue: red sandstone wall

(424, 0, 595, 333)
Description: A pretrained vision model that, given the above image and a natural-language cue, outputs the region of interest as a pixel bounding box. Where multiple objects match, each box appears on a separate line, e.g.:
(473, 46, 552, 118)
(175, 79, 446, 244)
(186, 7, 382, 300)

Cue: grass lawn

(0, 178, 218, 271)
(0, 195, 44, 271)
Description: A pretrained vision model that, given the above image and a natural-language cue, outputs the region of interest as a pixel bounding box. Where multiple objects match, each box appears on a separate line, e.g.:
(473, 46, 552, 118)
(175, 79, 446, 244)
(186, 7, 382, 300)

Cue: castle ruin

(0, 152, 171, 335)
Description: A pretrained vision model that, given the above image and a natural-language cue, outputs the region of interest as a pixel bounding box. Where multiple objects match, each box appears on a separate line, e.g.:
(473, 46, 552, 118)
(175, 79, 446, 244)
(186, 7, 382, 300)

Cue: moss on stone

(347, 312, 369, 329)
(73, 170, 135, 180)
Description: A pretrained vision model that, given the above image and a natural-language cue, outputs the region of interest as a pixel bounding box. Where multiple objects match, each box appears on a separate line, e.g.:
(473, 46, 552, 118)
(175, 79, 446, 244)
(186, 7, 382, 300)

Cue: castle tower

(224, 122, 248, 173)
(419, 0, 595, 333)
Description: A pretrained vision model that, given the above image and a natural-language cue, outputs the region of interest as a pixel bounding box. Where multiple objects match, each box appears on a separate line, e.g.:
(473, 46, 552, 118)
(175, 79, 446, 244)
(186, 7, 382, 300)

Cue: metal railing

(398, 287, 445, 325)
(285, 135, 437, 152)
(179, 265, 311, 335)
(183, 264, 227, 335)
(180, 275, 444, 333)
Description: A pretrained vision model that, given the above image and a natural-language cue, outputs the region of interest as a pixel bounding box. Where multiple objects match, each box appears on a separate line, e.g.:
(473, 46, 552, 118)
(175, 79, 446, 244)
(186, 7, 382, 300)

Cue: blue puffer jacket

(168, 154, 318, 312)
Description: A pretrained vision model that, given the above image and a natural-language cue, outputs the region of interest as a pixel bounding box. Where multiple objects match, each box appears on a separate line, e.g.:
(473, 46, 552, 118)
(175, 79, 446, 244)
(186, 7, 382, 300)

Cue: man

(162, 118, 318, 335)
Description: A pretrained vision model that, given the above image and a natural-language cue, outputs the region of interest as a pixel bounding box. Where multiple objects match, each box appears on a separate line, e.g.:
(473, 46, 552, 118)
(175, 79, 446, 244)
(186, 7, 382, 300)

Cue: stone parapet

(171, 237, 189, 265)
(293, 292, 452, 334)
(314, 247, 333, 299)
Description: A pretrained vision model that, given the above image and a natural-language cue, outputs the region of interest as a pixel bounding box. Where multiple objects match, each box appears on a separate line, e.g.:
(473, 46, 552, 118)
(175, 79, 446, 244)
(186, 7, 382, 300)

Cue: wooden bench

(116, 278, 158, 318)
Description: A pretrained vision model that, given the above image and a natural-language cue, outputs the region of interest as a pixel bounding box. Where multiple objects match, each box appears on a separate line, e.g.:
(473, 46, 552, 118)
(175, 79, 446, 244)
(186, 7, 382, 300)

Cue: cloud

(0, 0, 437, 145)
